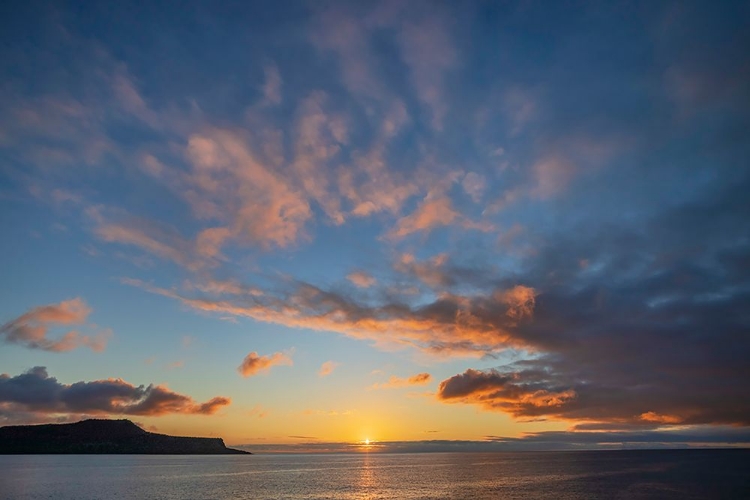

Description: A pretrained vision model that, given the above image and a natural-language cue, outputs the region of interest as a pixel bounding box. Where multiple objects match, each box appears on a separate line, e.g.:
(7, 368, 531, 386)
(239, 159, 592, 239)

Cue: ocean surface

(0, 450, 748, 499)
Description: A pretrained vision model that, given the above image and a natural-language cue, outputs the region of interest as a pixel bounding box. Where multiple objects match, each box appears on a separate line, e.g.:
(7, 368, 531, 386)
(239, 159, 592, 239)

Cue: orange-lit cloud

(640, 412, 684, 425)
(0, 367, 230, 418)
(389, 193, 494, 239)
(371, 372, 432, 389)
(247, 405, 269, 418)
(185, 128, 312, 249)
(318, 361, 339, 377)
(195, 227, 232, 259)
(123, 277, 538, 358)
(291, 92, 348, 225)
(347, 271, 376, 288)
(238, 351, 293, 377)
(437, 368, 576, 416)
(395, 253, 451, 288)
(389, 196, 459, 239)
(0, 298, 111, 352)
(496, 285, 537, 321)
(342, 144, 419, 218)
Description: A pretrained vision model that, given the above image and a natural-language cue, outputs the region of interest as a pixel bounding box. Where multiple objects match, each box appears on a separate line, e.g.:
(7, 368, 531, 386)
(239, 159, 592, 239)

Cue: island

(0, 419, 250, 454)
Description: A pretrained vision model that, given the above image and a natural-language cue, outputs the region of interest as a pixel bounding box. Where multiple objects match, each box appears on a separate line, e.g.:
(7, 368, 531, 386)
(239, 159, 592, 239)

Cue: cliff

(0, 419, 250, 454)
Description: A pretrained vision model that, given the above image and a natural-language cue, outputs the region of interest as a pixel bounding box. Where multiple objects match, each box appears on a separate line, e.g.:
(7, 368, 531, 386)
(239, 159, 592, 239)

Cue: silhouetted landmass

(0, 419, 250, 454)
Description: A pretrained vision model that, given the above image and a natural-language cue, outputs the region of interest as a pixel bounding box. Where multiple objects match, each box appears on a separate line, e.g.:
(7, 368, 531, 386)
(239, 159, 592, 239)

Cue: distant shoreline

(231, 445, 749, 455)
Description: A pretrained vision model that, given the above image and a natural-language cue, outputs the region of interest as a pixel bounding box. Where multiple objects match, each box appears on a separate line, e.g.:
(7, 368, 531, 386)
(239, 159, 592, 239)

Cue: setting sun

(365, 439, 370, 445)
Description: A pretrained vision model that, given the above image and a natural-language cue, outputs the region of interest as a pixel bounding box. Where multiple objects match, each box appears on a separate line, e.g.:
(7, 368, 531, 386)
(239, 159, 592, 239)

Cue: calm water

(0, 450, 748, 499)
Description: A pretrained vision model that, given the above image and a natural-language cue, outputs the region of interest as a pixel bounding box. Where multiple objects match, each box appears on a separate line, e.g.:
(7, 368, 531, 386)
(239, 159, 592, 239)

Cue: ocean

(0, 450, 747, 499)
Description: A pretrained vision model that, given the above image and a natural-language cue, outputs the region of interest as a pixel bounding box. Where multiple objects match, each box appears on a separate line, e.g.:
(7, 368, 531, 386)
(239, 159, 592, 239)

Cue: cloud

(247, 405, 268, 418)
(342, 144, 420, 218)
(503, 87, 537, 135)
(311, 9, 384, 99)
(347, 271, 376, 288)
(0, 367, 230, 420)
(262, 63, 282, 105)
(111, 71, 159, 127)
(302, 408, 353, 418)
(124, 277, 539, 358)
(497, 286, 537, 321)
(184, 128, 312, 249)
(394, 253, 452, 288)
(238, 351, 293, 377)
(10, 0, 748, 437)
(433, 189, 750, 427)
(318, 361, 339, 377)
(388, 186, 494, 239)
(437, 368, 577, 415)
(530, 156, 576, 199)
(371, 372, 432, 389)
(195, 227, 232, 259)
(397, 14, 458, 130)
(183, 278, 263, 297)
(291, 92, 347, 224)
(93, 216, 201, 270)
(462, 172, 486, 202)
(389, 196, 460, 239)
(0, 298, 110, 352)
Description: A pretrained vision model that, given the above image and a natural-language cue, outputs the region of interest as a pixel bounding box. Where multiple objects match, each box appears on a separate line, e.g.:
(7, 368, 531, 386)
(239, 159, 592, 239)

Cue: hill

(0, 419, 250, 454)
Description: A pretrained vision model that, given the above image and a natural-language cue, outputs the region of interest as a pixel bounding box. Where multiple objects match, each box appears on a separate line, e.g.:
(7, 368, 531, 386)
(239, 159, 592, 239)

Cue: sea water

(0, 450, 748, 499)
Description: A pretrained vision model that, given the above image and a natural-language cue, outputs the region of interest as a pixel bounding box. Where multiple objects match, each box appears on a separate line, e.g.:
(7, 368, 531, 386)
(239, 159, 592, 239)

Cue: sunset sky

(1, 1, 749, 451)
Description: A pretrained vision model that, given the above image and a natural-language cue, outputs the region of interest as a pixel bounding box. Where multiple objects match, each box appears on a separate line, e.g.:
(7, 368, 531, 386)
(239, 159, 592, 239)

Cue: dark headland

(0, 419, 250, 454)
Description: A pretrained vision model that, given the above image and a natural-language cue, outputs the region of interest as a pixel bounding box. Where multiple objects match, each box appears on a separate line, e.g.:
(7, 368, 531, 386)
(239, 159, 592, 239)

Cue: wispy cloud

(123, 277, 538, 358)
(318, 361, 339, 377)
(93, 215, 201, 270)
(389, 196, 461, 239)
(397, 13, 457, 131)
(0, 299, 110, 352)
(462, 173, 487, 203)
(302, 408, 353, 418)
(291, 92, 348, 224)
(238, 351, 293, 377)
(247, 405, 269, 419)
(262, 63, 282, 105)
(166, 360, 185, 370)
(347, 271, 376, 288)
(371, 372, 432, 389)
(185, 128, 312, 250)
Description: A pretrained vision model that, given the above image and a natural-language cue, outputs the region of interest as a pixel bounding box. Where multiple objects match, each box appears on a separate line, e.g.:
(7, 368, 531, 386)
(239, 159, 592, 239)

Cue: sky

(1, 0, 749, 452)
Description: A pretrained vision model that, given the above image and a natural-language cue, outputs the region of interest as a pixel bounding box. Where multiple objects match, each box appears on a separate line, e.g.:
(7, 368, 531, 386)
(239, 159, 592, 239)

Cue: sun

(364, 438, 370, 445)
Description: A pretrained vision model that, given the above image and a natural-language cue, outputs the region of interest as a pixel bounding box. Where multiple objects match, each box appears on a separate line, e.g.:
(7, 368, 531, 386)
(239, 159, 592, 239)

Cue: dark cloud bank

(0, 367, 230, 425)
